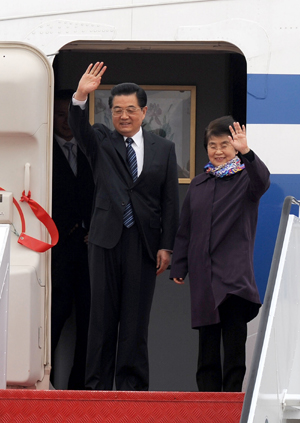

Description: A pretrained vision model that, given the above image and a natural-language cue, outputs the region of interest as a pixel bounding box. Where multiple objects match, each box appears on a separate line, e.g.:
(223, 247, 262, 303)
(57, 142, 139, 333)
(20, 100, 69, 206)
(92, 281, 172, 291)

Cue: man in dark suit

(51, 90, 95, 389)
(68, 62, 179, 391)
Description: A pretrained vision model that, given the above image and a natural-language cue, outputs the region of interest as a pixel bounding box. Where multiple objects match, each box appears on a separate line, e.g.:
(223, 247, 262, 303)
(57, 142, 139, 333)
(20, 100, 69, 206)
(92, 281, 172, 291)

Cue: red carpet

(0, 390, 244, 422)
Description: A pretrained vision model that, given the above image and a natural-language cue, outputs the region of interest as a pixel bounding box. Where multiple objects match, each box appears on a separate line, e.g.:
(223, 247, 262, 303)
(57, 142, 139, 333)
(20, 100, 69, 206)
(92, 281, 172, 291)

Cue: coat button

(122, 202, 125, 206)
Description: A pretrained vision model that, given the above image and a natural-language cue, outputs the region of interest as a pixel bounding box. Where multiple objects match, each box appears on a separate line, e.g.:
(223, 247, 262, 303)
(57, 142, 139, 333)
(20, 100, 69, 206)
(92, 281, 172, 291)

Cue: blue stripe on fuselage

(255, 174, 300, 300)
(247, 74, 300, 124)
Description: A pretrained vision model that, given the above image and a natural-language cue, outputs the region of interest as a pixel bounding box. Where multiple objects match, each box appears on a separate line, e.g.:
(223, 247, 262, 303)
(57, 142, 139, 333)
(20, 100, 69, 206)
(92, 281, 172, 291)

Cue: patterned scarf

(204, 156, 245, 178)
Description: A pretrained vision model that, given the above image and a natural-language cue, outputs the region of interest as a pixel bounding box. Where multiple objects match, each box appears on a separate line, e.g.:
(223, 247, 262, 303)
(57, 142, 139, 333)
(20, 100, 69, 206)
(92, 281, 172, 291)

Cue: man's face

(111, 93, 147, 137)
(54, 99, 73, 141)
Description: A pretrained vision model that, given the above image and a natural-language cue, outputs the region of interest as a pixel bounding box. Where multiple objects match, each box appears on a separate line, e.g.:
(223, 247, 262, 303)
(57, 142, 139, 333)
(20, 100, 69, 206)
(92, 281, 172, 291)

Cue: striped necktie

(63, 142, 77, 176)
(123, 138, 137, 228)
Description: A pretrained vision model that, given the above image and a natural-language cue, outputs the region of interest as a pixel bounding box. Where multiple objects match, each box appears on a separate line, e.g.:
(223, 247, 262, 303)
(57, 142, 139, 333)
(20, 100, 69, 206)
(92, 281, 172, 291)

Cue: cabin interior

(51, 42, 247, 391)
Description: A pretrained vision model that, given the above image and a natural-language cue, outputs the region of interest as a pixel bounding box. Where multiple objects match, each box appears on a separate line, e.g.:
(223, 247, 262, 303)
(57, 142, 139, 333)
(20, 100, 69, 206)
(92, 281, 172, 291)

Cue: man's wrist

(72, 94, 87, 110)
(73, 91, 88, 102)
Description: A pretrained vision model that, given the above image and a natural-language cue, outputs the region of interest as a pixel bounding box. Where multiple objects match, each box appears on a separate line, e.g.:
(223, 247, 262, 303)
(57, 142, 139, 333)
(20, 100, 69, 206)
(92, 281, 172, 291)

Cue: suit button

(121, 202, 125, 206)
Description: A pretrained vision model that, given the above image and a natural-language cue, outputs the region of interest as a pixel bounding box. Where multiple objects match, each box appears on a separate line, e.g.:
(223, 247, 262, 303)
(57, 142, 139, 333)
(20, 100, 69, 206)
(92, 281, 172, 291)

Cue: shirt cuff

(72, 95, 87, 110)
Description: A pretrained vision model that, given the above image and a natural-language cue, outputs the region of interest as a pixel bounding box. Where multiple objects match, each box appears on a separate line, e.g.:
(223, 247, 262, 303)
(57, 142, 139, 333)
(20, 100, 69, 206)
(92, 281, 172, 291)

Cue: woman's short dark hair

(204, 115, 236, 151)
(108, 83, 147, 108)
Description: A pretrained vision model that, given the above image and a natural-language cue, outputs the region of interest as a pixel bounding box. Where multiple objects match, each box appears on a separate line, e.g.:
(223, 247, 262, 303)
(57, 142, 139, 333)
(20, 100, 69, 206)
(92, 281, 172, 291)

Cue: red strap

(0, 187, 59, 252)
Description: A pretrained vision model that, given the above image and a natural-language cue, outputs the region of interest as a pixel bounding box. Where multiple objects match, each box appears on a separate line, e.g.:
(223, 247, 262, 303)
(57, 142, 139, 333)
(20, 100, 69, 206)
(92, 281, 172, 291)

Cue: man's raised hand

(74, 62, 107, 101)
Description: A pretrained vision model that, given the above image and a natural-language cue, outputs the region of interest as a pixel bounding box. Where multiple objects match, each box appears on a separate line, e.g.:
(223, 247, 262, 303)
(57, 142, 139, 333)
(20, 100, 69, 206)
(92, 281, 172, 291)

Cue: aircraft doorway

(51, 44, 246, 391)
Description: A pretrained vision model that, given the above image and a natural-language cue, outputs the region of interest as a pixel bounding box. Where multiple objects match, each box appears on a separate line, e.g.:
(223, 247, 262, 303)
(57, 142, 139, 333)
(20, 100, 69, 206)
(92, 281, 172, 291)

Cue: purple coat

(170, 152, 270, 328)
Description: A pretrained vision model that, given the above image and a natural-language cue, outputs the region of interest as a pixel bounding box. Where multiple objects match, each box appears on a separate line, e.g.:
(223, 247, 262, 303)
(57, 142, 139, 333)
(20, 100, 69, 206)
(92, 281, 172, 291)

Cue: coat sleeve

(68, 101, 109, 167)
(159, 142, 180, 251)
(169, 186, 191, 280)
(242, 151, 270, 202)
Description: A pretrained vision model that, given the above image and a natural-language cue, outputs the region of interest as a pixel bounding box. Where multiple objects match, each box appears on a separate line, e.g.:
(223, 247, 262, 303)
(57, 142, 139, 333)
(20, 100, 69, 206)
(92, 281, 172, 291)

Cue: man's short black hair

(108, 83, 147, 108)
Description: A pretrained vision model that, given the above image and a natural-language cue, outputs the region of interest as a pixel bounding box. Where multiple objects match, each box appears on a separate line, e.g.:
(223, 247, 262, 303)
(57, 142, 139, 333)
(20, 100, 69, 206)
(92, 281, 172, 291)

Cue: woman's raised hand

(228, 122, 250, 155)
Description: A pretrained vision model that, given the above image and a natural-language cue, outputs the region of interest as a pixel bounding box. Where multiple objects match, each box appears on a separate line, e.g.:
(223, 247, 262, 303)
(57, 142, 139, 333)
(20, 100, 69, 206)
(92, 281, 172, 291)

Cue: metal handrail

(240, 196, 300, 422)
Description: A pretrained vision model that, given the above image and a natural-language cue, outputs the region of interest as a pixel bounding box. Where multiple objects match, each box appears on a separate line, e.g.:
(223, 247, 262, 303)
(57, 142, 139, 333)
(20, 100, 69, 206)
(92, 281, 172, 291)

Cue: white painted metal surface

(0, 0, 296, 74)
(0, 225, 10, 389)
(0, 43, 53, 387)
(246, 213, 300, 422)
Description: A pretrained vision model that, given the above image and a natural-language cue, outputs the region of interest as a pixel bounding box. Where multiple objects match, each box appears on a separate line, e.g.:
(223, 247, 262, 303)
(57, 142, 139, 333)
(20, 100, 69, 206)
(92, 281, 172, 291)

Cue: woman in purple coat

(170, 116, 270, 392)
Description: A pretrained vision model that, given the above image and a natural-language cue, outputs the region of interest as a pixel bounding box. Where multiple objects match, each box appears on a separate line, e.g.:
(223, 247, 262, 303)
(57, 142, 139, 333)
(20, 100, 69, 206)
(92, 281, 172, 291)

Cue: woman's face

(207, 135, 237, 167)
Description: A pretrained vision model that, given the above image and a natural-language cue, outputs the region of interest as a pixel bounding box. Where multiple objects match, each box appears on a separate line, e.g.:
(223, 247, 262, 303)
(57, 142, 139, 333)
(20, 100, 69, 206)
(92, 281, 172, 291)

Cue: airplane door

(0, 42, 54, 388)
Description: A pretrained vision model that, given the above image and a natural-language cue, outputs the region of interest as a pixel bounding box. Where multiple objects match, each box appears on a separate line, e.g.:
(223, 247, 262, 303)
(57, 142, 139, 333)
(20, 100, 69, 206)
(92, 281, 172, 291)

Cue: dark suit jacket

(68, 103, 179, 262)
(52, 138, 95, 260)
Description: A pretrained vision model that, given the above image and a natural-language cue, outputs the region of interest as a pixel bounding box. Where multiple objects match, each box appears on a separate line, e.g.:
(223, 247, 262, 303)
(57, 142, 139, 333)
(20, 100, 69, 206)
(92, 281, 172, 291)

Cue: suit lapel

(53, 138, 76, 179)
(112, 130, 127, 161)
(111, 130, 133, 183)
(139, 129, 156, 182)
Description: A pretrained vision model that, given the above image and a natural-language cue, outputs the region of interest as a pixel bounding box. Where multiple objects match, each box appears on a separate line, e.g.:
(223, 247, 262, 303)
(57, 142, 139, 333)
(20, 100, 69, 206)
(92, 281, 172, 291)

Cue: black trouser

(196, 295, 257, 392)
(85, 224, 157, 391)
